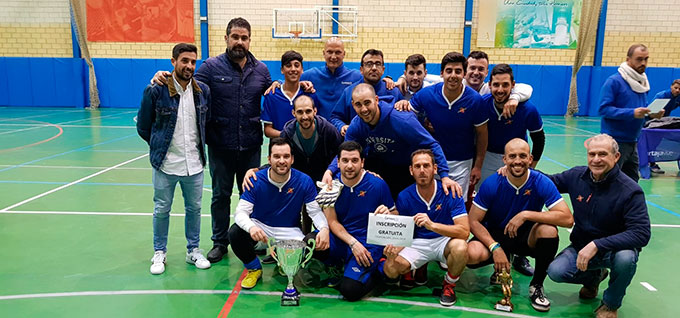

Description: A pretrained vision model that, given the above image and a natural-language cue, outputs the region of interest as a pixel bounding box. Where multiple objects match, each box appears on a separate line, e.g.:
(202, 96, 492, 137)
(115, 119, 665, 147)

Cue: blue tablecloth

(637, 128, 680, 179)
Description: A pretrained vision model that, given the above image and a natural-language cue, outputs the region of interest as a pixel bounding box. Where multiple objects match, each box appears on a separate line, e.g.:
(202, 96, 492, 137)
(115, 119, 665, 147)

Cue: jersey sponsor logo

(342, 81, 353, 85)
(366, 136, 395, 153)
(287, 187, 295, 194)
(523, 189, 532, 196)
(358, 190, 366, 197)
(505, 120, 513, 125)
(576, 195, 584, 202)
(435, 204, 442, 211)
(458, 107, 466, 113)
(351, 266, 361, 272)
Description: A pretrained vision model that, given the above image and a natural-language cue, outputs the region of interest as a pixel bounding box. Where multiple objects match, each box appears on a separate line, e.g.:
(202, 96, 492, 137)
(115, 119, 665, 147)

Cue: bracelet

(349, 240, 358, 249)
(488, 242, 500, 252)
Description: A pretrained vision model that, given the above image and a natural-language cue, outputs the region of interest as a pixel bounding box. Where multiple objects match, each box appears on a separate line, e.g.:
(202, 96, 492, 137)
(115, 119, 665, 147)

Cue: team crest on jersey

(358, 190, 366, 197)
(523, 189, 532, 196)
(435, 204, 442, 211)
(287, 188, 294, 194)
(458, 107, 466, 113)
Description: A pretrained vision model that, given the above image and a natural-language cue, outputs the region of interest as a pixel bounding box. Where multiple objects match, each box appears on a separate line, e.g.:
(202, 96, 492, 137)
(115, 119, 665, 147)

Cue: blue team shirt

(261, 87, 320, 131)
(240, 168, 317, 228)
(334, 101, 450, 178)
(330, 78, 404, 132)
(410, 83, 488, 161)
(396, 181, 467, 239)
(333, 172, 395, 241)
(300, 64, 362, 119)
(482, 94, 543, 154)
(473, 170, 563, 231)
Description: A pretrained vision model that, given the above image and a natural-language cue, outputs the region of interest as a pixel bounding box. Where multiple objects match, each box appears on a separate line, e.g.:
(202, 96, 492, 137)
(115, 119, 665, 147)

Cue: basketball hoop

(290, 31, 302, 45)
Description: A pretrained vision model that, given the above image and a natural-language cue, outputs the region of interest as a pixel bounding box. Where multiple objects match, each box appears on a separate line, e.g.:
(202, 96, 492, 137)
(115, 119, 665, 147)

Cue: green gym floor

(0, 107, 677, 318)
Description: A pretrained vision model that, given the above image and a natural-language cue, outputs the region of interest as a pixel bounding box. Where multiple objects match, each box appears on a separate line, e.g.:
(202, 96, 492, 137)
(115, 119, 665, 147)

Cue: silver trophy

(267, 238, 316, 306)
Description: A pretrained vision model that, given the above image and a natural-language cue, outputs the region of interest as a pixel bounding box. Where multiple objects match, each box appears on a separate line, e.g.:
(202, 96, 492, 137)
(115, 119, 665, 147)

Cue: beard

(227, 46, 247, 60)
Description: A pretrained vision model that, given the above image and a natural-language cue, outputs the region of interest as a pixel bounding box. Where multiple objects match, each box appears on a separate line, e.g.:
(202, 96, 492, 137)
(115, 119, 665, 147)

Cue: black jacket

(547, 165, 651, 252)
(280, 115, 343, 181)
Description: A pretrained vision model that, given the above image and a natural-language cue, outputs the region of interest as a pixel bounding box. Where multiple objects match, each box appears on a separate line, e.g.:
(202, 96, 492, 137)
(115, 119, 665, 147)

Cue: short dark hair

(672, 79, 680, 86)
(361, 49, 384, 66)
(405, 54, 426, 70)
(627, 44, 647, 57)
(338, 141, 363, 159)
(293, 94, 315, 110)
(490, 63, 514, 83)
(410, 149, 435, 166)
(467, 50, 489, 61)
(268, 137, 291, 156)
(281, 50, 303, 68)
(440, 52, 467, 74)
(172, 43, 197, 60)
(226, 17, 251, 36)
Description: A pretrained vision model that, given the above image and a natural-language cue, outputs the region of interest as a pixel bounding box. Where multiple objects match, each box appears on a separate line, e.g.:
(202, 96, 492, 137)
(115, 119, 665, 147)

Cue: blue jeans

(547, 245, 639, 309)
(152, 168, 204, 252)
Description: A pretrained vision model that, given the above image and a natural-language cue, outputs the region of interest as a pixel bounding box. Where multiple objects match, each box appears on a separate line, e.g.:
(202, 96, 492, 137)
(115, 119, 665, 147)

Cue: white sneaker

(186, 248, 211, 269)
(150, 251, 166, 275)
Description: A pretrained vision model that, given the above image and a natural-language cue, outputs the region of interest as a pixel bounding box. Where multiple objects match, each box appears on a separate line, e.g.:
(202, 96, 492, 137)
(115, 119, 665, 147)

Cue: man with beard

(151, 18, 273, 263)
(323, 83, 462, 200)
(395, 52, 487, 202)
(228, 138, 330, 289)
(331, 49, 404, 136)
(394, 54, 443, 100)
(480, 64, 545, 185)
(599, 44, 664, 182)
(466, 139, 573, 312)
(545, 134, 650, 318)
(243, 95, 343, 234)
(137, 43, 211, 275)
(316, 141, 395, 301)
(382, 149, 470, 307)
(261, 50, 320, 138)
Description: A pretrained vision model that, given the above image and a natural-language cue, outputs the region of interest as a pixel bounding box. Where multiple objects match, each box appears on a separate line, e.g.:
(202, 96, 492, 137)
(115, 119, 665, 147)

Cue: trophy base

(494, 303, 513, 312)
(281, 288, 300, 306)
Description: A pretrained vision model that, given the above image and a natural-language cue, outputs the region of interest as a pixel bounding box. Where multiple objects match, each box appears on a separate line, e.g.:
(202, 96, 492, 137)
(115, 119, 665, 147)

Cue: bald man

(466, 138, 573, 313)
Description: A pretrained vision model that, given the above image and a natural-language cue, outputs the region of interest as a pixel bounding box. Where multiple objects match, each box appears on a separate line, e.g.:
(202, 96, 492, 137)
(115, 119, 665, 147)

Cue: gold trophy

(494, 269, 514, 312)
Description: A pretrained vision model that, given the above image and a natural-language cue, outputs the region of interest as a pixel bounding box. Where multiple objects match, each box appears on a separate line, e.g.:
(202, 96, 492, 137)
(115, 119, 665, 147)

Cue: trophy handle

(267, 237, 279, 264)
(300, 238, 316, 268)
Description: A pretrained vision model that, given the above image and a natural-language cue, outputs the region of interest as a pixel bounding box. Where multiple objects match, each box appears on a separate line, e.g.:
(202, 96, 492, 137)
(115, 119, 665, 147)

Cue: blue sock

(244, 257, 262, 270)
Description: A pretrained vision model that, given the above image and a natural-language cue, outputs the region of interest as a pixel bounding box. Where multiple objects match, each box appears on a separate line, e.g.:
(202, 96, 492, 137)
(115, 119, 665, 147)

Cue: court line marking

(0, 122, 63, 154)
(0, 210, 237, 218)
(0, 112, 134, 136)
(0, 154, 148, 212)
(0, 124, 136, 129)
(0, 164, 151, 170)
(0, 289, 541, 317)
(0, 134, 137, 173)
(0, 109, 85, 123)
(543, 120, 598, 135)
(217, 269, 248, 318)
(640, 282, 657, 291)
(545, 134, 593, 137)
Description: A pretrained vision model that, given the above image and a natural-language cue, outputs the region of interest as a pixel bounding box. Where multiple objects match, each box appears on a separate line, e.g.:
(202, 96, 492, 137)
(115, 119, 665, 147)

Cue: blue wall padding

(0, 57, 86, 107)
(2, 57, 680, 117)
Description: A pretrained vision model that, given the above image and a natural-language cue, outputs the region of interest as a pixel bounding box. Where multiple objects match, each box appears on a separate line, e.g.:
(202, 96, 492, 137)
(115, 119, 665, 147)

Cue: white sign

(647, 98, 669, 114)
(366, 214, 414, 247)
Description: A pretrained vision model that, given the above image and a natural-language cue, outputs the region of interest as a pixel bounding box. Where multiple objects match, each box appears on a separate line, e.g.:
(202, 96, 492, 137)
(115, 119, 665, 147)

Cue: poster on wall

(86, 0, 194, 42)
(477, 0, 581, 49)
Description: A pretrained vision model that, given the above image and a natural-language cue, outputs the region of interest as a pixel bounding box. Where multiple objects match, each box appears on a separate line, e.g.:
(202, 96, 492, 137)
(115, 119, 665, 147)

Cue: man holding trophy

(228, 138, 330, 299)
(382, 149, 470, 307)
(466, 139, 573, 312)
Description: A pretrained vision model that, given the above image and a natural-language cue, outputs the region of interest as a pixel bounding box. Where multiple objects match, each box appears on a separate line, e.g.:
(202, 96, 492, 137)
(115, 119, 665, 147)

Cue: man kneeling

(466, 139, 573, 312)
(228, 138, 330, 289)
(383, 149, 470, 306)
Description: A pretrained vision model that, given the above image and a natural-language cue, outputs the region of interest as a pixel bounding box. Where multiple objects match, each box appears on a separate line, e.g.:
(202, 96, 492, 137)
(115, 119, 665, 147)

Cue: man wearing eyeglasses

(330, 49, 404, 136)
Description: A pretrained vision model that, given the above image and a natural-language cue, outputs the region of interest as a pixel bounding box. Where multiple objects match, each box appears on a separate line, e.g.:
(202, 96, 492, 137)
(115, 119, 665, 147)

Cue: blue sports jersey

(473, 170, 563, 231)
(410, 83, 488, 161)
(300, 64, 362, 119)
(333, 172, 395, 241)
(330, 78, 404, 132)
(396, 181, 467, 239)
(482, 94, 543, 154)
(261, 87, 320, 131)
(332, 101, 449, 178)
(240, 168, 317, 227)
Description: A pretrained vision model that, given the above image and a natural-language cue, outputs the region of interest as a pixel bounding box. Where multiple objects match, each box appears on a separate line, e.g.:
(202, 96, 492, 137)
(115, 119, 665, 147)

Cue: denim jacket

(137, 79, 211, 170)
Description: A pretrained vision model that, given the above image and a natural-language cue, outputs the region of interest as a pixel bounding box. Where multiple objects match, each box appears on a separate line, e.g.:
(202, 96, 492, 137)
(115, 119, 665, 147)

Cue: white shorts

(252, 219, 305, 241)
(478, 151, 504, 191)
(447, 159, 473, 201)
(398, 236, 451, 270)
